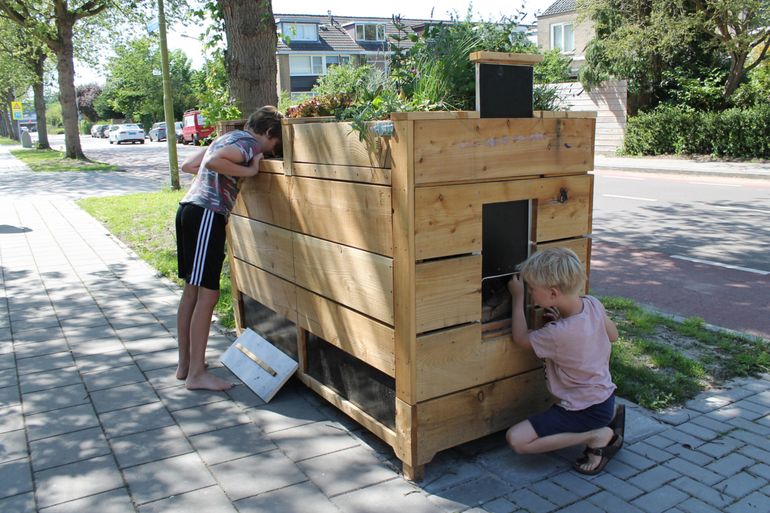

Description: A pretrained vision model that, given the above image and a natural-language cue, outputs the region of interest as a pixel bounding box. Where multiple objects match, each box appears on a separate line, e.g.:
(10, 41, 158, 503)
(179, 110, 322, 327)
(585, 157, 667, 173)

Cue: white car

(109, 124, 145, 145)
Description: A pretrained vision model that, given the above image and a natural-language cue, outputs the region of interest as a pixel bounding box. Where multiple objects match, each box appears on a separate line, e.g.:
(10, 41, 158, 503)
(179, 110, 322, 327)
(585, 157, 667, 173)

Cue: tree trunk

(219, 0, 278, 115)
(0, 105, 9, 138)
(33, 53, 50, 150)
(723, 53, 746, 102)
(54, 17, 85, 159)
(5, 90, 19, 140)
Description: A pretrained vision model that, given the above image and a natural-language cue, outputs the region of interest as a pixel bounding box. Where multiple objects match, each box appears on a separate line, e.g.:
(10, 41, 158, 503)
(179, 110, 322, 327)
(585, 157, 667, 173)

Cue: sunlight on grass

(78, 190, 234, 328)
(11, 148, 119, 172)
(0, 136, 18, 145)
(601, 295, 770, 410)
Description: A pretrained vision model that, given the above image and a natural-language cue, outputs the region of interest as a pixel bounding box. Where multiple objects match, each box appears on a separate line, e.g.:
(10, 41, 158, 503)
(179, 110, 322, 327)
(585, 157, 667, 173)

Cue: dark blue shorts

(529, 394, 615, 437)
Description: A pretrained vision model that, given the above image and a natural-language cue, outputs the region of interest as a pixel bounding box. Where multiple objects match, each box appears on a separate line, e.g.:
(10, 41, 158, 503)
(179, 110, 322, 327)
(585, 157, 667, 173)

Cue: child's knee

(506, 426, 527, 454)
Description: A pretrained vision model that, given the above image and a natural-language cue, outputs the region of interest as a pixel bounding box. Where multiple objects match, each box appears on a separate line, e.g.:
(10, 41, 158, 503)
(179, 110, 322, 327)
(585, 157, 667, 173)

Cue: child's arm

(203, 145, 259, 178)
(507, 275, 533, 351)
(605, 313, 619, 342)
(180, 148, 206, 174)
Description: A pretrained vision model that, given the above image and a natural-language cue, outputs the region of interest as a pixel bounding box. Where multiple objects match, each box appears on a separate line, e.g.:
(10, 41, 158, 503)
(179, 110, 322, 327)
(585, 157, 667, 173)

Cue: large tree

(198, 0, 278, 117)
(578, 0, 770, 108)
(0, 1, 111, 158)
(693, 0, 770, 99)
(0, 20, 51, 148)
(98, 36, 196, 124)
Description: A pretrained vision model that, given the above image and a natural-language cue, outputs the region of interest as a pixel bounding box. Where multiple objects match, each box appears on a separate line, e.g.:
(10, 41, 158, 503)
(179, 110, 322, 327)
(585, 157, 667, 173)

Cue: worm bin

(226, 53, 596, 480)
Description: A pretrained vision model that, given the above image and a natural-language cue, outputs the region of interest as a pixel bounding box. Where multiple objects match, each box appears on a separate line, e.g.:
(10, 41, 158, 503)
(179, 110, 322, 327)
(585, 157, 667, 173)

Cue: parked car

(109, 124, 145, 145)
(148, 122, 167, 142)
(104, 124, 119, 140)
(172, 121, 184, 143)
(90, 124, 104, 137)
(181, 109, 213, 145)
(95, 125, 109, 138)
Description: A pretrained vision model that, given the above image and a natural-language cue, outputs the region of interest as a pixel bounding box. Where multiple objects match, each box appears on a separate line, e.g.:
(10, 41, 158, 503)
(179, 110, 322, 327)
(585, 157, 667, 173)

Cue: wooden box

(226, 111, 596, 480)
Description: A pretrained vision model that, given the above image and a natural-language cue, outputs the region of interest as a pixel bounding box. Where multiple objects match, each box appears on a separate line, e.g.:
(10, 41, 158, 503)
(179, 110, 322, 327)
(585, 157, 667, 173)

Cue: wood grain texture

(291, 177, 393, 256)
(413, 118, 594, 184)
(293, 233, 394, 324)
(415, 255, 482, 333)
(296, 288, 395, 376)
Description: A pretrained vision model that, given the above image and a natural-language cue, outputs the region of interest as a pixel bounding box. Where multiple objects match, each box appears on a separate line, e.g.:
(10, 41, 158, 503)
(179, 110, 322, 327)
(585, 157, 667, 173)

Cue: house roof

(539, 0, 577, 17)
(274, 13, 446, 53)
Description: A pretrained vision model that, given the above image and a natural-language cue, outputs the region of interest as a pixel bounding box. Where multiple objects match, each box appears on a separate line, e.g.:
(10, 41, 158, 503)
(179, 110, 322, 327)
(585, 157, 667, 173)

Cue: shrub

(624, 104, 770, 158)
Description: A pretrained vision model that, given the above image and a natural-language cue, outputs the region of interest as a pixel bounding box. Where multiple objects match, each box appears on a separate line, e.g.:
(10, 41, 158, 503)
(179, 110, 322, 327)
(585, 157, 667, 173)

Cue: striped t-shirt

(180, 130, 261, 216)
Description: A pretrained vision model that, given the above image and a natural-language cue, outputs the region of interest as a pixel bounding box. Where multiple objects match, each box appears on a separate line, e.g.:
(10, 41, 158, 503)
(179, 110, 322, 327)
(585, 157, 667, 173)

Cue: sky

(74, 0, 556, 85)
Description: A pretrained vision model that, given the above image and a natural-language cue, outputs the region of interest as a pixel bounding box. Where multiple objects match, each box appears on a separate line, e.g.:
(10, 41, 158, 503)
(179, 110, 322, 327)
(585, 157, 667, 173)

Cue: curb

(594, 164, 770, 180)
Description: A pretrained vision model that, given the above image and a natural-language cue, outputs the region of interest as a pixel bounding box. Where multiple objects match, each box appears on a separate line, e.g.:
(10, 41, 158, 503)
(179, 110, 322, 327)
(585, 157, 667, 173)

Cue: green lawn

(78, 190, 234, 329)
(603, 296, 770, 409)
(77, 189, 770, 411)
(0, 136, 18, 145)
(11, 148, 119, 172)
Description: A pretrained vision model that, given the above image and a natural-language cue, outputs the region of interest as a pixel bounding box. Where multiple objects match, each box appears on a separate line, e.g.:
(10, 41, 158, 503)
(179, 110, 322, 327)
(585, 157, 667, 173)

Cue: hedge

(623, 104, 770, 159)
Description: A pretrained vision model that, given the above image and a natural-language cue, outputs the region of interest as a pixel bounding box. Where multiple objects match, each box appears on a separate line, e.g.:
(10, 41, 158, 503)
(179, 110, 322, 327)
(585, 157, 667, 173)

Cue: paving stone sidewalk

(1, 145, 769, 512)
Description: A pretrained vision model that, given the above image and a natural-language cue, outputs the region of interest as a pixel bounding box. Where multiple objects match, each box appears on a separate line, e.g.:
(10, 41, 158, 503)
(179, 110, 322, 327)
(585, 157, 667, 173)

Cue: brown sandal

(573, 433, 623, 475)
(610, 404, 626, 439)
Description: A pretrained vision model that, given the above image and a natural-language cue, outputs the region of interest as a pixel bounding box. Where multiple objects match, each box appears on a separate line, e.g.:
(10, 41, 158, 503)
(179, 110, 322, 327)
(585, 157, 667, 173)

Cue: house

(536, 0, 592, 76)
(275, 13, 436, 98)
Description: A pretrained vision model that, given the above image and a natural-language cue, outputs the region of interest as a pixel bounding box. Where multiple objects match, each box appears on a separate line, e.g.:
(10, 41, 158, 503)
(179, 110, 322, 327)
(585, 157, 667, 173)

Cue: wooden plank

(413, 118, 594, 184)
(469, 51, 543, 66)
(291, 121, 391, 168)
(283, 116, 336, 124)
(535, 237, 590, 268)
(414, 175, 592, 260)
(291, 162, 391, 185)
(291, 177, 393, 256)
(231, 172, 292, 229)
(293, 233, 394, 324)
(414, 369, 553, 464)
(391, 119, 418, 405)
(228, 216, 295, 281)
(296, 288, 395, 376)
(282, 123, 294, 175)
(534, 174, 593, 243)
(415, 255, 481, 333)
(297, 372, 398, 448)
(232, 258, 297, 323)
(258, 159, 284, 174)
(394, 398, 420, 480)
(415, 324, 542, 401)
(390, 111, 480, 121)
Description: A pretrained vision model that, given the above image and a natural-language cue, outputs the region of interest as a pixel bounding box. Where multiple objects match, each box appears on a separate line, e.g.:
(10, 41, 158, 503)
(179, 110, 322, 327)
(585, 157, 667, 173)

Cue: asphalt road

(591, 169, 770, 340)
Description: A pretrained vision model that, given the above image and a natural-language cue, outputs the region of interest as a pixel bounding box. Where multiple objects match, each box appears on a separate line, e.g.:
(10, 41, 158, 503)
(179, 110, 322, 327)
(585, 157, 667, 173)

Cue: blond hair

(518, 248, 585, 295)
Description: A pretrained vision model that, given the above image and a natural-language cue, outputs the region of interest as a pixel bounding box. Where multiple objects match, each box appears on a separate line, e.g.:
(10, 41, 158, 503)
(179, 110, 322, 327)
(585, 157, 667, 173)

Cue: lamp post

(157, 0, 180, 190)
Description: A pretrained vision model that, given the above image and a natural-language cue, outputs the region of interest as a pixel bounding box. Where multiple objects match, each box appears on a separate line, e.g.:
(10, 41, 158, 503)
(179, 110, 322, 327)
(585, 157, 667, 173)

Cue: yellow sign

(11, 101, 22, 112)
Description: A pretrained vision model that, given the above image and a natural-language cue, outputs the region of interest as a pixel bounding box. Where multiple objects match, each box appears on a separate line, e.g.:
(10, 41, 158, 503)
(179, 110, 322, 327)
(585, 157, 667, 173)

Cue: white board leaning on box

(220, 328, 298, 402)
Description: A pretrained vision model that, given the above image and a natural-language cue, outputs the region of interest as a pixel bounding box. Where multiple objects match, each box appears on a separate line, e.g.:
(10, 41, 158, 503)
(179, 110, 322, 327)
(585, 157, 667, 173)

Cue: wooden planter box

(226, 110, 596, 480)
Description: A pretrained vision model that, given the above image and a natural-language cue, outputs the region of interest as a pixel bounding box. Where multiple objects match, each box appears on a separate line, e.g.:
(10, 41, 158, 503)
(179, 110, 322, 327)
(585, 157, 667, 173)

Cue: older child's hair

(518, 248, 585, 295)
(245, 106, 283, 139)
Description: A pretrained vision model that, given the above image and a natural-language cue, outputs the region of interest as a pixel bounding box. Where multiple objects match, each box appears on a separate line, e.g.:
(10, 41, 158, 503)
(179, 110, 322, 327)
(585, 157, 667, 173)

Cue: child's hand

(248, 153, 263, 174)
(507, 274, 524, 299)
(543, 307, 561, 322)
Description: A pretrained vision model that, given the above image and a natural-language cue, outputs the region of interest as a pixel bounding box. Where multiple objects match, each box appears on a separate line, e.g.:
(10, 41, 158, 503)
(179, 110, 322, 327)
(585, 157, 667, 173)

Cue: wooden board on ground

(221, 328, 298, 402)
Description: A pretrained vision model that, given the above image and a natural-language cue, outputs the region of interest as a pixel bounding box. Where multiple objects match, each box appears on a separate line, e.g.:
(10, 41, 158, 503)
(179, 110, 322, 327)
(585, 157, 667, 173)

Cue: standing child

(505, 248, 624, 475)
(175, 106, 283, 391)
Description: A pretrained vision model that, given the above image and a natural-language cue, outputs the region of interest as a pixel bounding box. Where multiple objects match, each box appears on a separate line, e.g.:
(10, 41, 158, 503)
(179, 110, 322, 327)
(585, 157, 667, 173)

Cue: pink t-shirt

(528, 295, 616, 411)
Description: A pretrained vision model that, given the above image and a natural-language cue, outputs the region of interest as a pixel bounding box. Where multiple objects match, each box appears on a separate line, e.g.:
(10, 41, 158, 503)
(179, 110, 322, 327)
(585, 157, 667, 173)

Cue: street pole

(158, 0, 180, 190)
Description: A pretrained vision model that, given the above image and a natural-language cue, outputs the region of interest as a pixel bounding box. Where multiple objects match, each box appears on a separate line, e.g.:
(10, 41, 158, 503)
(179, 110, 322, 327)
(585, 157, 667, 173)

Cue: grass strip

(78, 190, 234, 329)
(11, 148, 119, 172)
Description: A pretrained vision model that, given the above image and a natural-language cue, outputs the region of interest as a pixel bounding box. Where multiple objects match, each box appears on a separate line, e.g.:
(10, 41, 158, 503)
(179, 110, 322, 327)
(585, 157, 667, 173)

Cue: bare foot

(578, 427, 615, 473)
(185, 370, 234, 391)
(176, 360, 210, 380)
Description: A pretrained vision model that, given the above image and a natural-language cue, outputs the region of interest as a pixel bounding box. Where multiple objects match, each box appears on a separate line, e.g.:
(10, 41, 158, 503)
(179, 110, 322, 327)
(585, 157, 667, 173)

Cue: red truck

(181, 109, 214, 145)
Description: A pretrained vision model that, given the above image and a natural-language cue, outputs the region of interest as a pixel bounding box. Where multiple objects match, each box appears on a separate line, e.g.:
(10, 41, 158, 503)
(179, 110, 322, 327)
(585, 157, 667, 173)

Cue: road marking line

(671, 255, 770, 275)
(688, 181, 742, 187)
(602, 194, 657, 202)
(602, 175, 646, 181)
(708, 204, 770, 215)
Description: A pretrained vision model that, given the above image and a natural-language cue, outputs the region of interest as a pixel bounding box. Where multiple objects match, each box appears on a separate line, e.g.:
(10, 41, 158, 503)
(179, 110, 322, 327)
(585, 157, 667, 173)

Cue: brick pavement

(1, 143, 769, 512)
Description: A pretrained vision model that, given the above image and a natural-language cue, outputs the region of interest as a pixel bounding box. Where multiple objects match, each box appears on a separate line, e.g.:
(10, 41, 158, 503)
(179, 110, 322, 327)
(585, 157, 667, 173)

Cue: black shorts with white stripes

(175, 203, 227, 291)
